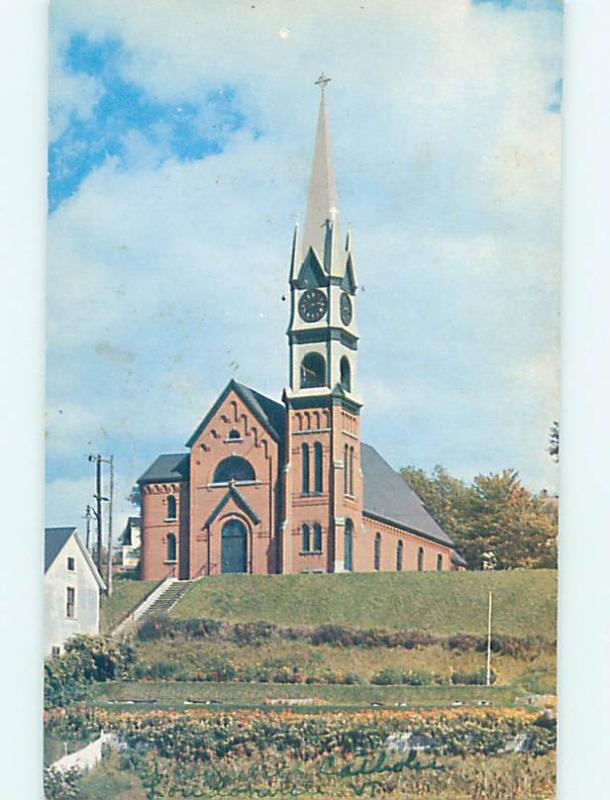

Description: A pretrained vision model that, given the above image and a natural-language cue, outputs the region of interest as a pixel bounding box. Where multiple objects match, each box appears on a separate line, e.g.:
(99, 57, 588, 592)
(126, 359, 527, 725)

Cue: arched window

(417, 547, 424, 572)
(344, 519, 354, 571)
(313, 523, 322, 552)
(227, 428, 241, 440)
(314, 442, 323, 493)
(166, 494, 177, 520)
(340, 357, 351, 393)
(302, 524, 311, 552)
(349, 447, 354, 495)
(396, 540, 404, 572)
(344, 444, 349, 495)
(374, 533, 381, 571)
(213, 456, 255, 484)
(437, 554, 443, 572)
(166, 533, 177, 562)
(301, 352, 326, 388)
(302, 443, 310, 494)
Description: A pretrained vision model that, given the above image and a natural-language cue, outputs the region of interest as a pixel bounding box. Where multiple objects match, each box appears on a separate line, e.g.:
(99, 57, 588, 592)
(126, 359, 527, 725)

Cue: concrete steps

(112, 577, 194, 635)
(138, 580, 193, 623)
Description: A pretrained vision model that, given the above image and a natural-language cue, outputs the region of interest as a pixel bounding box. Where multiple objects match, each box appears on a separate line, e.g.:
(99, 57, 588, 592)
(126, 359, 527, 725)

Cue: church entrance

(221, 519, 248, 573)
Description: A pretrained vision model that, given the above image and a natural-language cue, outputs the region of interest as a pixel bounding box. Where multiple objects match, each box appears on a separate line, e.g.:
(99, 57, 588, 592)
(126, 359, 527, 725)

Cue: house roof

(44, 527, 106, 589)
(119, 516, 141, 545)
(45, 527, 75, 572)
(138, 453, 190, 484)
(360, 444, 454, 548)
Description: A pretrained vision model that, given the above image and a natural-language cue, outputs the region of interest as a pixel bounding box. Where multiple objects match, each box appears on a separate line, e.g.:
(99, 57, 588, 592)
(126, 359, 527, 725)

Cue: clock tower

(282, 75, 364, 574)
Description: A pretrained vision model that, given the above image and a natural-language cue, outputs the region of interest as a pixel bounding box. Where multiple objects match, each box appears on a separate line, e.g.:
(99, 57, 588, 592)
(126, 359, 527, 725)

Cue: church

(138, 78, 466, 581)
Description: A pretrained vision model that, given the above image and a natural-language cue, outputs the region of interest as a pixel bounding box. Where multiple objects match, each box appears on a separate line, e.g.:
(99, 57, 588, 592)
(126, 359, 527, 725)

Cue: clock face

(340, 292, 353, 325)
(298, 289, 328, 323)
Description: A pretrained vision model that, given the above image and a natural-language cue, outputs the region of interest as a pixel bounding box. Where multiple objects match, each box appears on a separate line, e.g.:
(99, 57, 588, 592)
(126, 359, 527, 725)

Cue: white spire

(302, 74, 342, 272)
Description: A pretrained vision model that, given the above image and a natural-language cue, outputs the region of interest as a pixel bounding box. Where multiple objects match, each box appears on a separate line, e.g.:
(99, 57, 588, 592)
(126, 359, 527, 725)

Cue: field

(100, 574, 160, 633)
(47, 570, 557, 799)
(170, 570, 557, 639)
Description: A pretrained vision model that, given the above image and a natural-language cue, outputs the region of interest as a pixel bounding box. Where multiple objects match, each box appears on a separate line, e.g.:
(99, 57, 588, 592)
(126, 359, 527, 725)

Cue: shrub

(44, 635, 135, 709)
(371, 668, 405, 686)
(43, 766, 81, 799)
(451, 668, 496, 686)
(230, 621, 277, 645)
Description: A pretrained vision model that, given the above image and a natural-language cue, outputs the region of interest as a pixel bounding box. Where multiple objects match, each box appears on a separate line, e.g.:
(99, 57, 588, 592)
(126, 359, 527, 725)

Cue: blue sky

(47, 0, 562, 530)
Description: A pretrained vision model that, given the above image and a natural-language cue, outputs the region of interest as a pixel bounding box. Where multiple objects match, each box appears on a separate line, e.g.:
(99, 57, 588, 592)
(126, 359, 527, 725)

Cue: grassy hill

(100, 575, 160, 633)
(171, 569, 557, 640)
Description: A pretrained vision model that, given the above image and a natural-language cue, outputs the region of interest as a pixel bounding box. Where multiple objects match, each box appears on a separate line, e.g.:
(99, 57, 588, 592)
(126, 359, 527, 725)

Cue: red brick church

(138, 78, 466, 580)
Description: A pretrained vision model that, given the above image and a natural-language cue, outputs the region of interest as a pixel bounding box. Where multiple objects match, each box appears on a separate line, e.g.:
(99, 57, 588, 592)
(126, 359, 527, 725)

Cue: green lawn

(171, 570, 557, 639)
(100, 574, 160, 633)
(94, 680, 525, 710)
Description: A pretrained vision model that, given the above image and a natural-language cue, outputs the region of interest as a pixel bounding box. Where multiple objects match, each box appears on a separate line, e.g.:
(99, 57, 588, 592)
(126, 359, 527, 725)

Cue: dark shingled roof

(138, 453, 190, 484)
(234, 383, 285, 444)
(45, 527, 76, 572)
(451, 549, 467, 567)
(361, 443, 454, 547)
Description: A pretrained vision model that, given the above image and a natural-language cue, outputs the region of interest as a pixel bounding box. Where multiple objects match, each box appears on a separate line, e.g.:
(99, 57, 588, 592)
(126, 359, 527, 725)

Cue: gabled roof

(185, 380, 285, 449)
(45, 527, 75, 572)
(138, 453, 190, 485)
(361, 444, 454, 548)
(119, 516, 141, 545)
(44, 527, 106, 589)
(204, 484, 261, 528)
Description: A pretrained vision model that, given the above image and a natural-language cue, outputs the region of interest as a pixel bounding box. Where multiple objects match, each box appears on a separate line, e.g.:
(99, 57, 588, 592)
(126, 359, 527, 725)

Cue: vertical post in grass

(486, 590, 493, 687)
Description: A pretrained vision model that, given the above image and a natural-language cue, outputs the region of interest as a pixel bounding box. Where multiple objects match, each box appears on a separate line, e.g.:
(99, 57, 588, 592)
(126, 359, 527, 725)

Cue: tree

(128, 484, 141, 508)
(548, 421, 559, 462)
(400, 466, 557, 570)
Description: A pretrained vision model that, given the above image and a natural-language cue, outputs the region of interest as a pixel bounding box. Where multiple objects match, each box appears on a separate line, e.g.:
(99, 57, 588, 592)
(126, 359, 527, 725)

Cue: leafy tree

(548, 421, 559, 462)
(128, 484, 141, 508)
(400, 466, 557, 570)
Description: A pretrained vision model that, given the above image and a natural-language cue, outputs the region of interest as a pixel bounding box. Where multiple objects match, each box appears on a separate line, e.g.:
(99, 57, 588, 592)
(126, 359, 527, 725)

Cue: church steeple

(285, 75, 360, 407)
(301, 74, 342, 274)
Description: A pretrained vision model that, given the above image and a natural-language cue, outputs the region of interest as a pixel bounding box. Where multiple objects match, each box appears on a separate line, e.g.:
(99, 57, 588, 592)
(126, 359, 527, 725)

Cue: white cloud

(46, 0, 562, 503)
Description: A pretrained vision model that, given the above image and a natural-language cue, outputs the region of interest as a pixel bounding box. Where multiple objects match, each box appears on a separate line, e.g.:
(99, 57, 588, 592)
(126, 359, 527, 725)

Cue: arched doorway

(221, 519, 248, 574)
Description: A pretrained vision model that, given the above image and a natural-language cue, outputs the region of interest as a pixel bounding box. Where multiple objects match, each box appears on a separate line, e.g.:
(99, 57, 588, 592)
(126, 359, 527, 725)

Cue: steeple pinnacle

(302, 74, 341, 272)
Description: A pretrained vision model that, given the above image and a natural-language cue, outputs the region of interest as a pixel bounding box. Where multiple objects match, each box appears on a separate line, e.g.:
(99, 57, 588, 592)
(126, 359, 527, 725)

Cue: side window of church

(302, 524, 310, 552)
(167, 533, 177, 562)
(374, 533, 381, 571)
(213, 456, 256, 484)
(313, 523, 322, 552)
(396, 540, 403, 572)
(437, 553, 443, 571)
(167, 494, 177, 520)
(418, 547, 424, 572)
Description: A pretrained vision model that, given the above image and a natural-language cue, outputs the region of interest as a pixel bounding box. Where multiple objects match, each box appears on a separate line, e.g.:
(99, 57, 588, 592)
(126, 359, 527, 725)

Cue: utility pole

(85, 504, 92, 551)
(106, 455, 114, 597)
(486, 590, 493, 687)
(88, 454, 104, 573)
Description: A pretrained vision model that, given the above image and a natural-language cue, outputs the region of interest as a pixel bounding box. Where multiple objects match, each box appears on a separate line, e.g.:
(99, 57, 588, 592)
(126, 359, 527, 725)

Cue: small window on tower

(340, 357, 351, 393)
(67, 557, 75, 572)
(227, 428, 241, 440)
(301, 352, 326, 388)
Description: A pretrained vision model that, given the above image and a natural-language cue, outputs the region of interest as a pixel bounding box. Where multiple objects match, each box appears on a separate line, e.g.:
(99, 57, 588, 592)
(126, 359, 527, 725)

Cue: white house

(118, 516, 141, 571)
(44, 527, 106, 657)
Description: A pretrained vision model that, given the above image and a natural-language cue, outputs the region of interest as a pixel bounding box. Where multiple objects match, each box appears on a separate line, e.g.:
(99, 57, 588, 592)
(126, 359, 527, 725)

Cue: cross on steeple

(315, 72, 331, 100)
